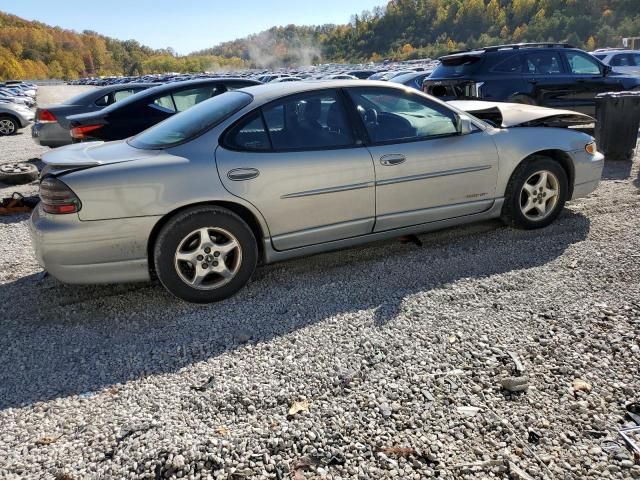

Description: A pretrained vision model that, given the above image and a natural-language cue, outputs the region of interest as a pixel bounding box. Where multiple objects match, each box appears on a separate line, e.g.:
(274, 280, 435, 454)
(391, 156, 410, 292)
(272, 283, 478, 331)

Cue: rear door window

(225, 112, 271, 151)
(524, 52, 563, 75)
(492, 55, 523, 73)
(261, 90, 355, 150)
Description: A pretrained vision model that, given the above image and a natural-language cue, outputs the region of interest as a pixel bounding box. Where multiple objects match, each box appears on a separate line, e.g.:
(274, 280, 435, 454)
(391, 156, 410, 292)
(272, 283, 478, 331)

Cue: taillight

(37, 109, 57, 123)
(71, 124, 103, 140)
(39, 177, 82, 214)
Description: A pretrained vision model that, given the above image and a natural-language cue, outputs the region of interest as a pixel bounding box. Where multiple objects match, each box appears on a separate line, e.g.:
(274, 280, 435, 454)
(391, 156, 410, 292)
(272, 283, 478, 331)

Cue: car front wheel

(153, 206, 258, 303)
(501, 156, 569, 229)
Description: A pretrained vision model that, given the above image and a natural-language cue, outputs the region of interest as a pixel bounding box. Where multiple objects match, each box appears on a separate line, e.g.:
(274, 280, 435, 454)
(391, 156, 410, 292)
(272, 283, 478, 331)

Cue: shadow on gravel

(0, 211, 31, 225)
(0, 211, 590, 409)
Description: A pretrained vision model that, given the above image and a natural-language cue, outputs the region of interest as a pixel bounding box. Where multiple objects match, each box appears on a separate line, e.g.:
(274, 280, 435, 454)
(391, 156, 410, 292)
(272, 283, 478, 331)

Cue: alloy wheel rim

(174, 227, 242, 290)
(0, 120, 15, 134)
(519, 170, 560, 221)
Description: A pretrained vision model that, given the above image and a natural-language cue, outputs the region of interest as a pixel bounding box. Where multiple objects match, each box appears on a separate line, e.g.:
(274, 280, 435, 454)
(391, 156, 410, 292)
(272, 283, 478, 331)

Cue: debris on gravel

(0, 86, 639, 479)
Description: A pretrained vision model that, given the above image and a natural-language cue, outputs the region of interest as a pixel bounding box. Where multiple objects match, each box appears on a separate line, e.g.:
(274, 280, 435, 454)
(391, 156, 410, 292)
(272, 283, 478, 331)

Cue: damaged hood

(448, 100, 594, 128)
(40, 140, 159, 176)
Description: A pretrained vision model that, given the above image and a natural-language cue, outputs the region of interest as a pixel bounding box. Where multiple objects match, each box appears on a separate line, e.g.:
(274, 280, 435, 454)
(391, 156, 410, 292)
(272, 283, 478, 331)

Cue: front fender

(488, 127, 594, 196)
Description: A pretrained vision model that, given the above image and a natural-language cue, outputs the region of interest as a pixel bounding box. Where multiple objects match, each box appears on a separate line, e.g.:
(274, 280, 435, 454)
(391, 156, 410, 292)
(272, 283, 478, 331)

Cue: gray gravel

(0, 86, 639, 479)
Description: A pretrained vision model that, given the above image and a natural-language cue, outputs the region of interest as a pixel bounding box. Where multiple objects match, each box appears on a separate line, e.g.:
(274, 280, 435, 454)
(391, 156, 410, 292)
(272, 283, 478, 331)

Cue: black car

(68, 78, 260, 142)
(423, 43, 640, 115)
(32, 83, 155, 147)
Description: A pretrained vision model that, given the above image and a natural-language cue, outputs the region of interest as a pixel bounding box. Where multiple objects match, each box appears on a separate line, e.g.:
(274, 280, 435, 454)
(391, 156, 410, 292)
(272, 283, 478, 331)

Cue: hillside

(2, 1, 640, 79)
(200, 0, 640, 64)
(0, 12, 246, 80)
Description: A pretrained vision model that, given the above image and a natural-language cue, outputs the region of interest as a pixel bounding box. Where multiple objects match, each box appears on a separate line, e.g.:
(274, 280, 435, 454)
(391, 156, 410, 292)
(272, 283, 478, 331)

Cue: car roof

(139, 77, 259, 96)
(237, 80, 412, 104)
(440, 44, 582, 61)
(592, 49, 639, 55)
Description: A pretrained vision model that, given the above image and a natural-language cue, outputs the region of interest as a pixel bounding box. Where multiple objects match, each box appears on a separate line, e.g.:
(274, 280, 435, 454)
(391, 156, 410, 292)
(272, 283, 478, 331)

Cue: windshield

(432, 55, 482, 77)
(129, 91, 253, 150)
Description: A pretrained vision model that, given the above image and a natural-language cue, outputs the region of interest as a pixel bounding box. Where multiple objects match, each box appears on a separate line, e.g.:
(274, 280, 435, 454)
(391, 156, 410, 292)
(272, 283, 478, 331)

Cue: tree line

(0, 12, 246, 80)
(1, 1, 639, 79)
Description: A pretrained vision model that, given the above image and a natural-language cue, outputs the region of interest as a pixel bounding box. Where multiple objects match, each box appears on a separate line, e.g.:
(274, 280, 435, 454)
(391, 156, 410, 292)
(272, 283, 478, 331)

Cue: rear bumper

(32, 122, 72, 147)
(29, 206, 161, 284)
(18, 111, 35, 128)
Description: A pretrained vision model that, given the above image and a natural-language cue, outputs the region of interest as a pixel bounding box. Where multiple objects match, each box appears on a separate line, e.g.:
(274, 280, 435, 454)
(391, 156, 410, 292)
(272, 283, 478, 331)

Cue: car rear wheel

(153, 206, 258, 303)
(0, 116, 19, 136)
(501, 156, 568, 229)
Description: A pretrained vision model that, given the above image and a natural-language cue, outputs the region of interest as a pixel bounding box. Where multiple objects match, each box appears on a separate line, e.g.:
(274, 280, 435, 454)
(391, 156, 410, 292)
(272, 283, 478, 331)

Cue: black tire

(510, 94, 537, 106)
(501, 156, 569, 229)
(0, 115, 19, 136)
(0, 162, 39, 185)
(153, 206, 258, 303)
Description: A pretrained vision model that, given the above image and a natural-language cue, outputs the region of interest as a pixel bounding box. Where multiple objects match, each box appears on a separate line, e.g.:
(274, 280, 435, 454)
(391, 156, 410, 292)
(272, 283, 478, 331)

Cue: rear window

(63, 90, 100, 106)
(129, 91, 252, 150)
(432, 55, 482, 77)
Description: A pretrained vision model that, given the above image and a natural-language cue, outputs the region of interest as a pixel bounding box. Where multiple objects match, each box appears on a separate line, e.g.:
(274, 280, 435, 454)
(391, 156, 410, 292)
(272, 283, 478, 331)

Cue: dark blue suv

(423, 43, 640, 116)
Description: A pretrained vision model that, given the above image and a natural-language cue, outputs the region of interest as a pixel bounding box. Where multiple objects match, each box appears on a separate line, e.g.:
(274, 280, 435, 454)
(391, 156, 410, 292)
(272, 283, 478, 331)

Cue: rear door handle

(380, 154, 406, 166)
(227, 168, 260, 181)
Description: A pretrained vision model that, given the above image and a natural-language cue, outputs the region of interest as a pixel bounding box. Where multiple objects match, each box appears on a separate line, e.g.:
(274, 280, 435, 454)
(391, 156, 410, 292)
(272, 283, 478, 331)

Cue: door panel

(216, 88, 376, 251)
(563, 51, 624, 114)
(523, 51, 575, 109)
(216, 147, 376, 250)
(368, 133, 499, 231)
(344, 86, 499, 232)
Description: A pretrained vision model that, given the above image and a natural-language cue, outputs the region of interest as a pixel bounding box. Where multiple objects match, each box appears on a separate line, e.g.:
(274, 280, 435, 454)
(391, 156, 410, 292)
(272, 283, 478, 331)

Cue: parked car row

(68, 59, 441, 87)
(0, 81, 37, 136)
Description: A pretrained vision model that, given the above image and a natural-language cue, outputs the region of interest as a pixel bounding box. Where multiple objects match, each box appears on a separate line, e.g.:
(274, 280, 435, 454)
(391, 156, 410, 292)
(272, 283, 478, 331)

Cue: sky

(0, 0, 384, 54)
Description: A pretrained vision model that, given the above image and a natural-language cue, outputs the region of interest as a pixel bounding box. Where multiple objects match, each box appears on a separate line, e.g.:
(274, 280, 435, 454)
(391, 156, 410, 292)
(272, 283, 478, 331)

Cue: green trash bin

(595, 92, 640, 161)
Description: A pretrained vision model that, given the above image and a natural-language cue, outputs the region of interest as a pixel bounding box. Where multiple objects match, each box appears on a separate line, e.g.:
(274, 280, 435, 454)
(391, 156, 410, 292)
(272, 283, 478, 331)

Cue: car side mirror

(456, 114, 474, 135)
(603, 65, 613, 76)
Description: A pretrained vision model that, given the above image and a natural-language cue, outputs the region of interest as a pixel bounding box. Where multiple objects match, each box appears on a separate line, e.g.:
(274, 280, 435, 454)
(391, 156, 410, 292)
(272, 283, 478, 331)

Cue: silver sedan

(30, 81, 604, 303)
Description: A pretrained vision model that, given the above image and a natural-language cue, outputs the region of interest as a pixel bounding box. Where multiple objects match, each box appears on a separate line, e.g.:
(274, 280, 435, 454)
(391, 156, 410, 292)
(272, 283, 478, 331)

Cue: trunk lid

(40, 140, 158, 177)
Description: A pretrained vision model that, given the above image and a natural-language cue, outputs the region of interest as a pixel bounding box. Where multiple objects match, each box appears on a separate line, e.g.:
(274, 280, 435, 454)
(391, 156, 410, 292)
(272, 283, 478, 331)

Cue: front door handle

(227, 168, 260, 181)
(380, 154, 406, 166)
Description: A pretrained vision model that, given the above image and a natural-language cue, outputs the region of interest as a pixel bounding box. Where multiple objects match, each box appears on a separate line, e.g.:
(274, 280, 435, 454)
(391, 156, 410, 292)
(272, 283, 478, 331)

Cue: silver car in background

(591, 49, 640, 76)
(30, 81, 604, 303)
(0, 100, 35, 135)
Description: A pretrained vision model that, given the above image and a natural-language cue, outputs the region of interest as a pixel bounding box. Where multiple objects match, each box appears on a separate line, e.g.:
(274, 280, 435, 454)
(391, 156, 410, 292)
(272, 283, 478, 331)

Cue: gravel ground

(0, 86, 639, 480)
